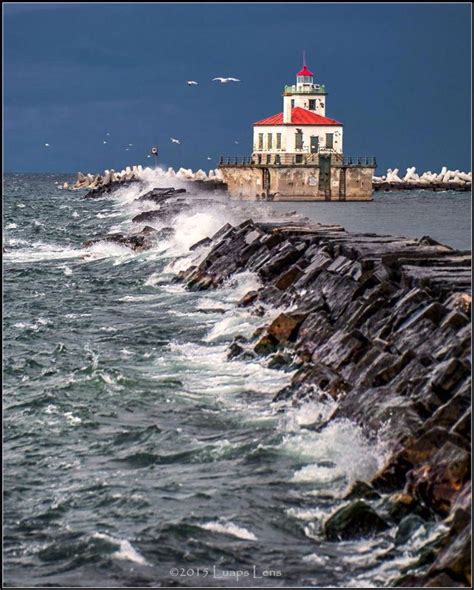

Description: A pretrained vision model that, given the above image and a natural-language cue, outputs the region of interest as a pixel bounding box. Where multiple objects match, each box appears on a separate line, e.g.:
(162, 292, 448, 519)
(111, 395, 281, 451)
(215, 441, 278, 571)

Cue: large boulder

(324, 500, 389, 541)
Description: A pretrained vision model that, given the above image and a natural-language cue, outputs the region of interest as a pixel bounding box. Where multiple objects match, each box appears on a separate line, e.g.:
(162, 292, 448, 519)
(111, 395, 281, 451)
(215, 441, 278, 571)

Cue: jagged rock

(385, 492, 430, 523)
(395, 514, 427, 546)
(137, 187, 186, 202)
(237, 290, 259, 307)
(423, 572, 465, 587)
(253, 334, 278, 356)
(175, 217, 471, 584)
(266, 312, 307, 343)
(189, 237, 212, 251)
(408, 441, 471, 516)
(343, 480, 381, 501)
(267, 351, 295, 370)
(324, 500, 389, 541)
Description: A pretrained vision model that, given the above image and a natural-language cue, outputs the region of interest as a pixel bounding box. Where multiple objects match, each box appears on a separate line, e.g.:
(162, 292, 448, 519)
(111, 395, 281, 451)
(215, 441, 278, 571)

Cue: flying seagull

(187, 80, 198, 85)
(44, 143, 50, 147)
(212, 77, 241, 83)
(128, 143, 133, 147)
(207, 156, 212, 160)
(170, 138, 181, 144)
(106, 132, 110, 136)
(234, 140, 239, 144)
(103, 140, 107, 144)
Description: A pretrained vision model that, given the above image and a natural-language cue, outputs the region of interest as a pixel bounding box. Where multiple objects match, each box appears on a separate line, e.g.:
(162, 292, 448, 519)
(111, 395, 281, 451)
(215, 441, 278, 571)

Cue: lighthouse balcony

(283, 84, 326, 95)
(219, 154, 376, 168)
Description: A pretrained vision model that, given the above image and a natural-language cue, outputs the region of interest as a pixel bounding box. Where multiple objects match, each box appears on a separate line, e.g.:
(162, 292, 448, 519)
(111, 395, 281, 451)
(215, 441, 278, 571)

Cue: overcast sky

(3, 2, 471, 174)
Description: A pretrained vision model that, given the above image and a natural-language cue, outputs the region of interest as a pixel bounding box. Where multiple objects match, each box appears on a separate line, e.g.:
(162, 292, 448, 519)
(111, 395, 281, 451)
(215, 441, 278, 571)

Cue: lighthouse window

(326, 133, 334, 148)
(309, 99, 316, 110)
(258, 133, 263, 150)
(295, 132, 303, 150)
(276, 133, 282, 149)
(267, 133, 273, 150)
(291, 99, 295, 108)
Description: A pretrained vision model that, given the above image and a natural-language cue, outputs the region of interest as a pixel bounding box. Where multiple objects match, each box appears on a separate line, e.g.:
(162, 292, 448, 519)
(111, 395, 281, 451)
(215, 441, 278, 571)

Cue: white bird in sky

(170, 138, 181, 144)
(234, 140, 239, 144)
(128, 143, 133, 147)
(103, 140, 107, 144)
(187, 80, 198, 85)
(106, 132, 110, 136)
(44, 143, 50, 147)
(212, 77, 241, 83)
(207, 156, 212, 160)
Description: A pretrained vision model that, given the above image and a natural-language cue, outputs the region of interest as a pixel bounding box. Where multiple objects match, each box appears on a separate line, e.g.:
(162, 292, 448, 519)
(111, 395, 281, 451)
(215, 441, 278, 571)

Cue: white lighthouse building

(252, 59, 343, 165)
(219, 55, 375, 201)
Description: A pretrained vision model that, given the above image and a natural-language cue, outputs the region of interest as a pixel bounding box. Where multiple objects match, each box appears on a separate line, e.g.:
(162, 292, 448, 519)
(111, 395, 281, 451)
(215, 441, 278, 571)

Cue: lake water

(268, 191, 471, 251)
(3, 173, 468, 587)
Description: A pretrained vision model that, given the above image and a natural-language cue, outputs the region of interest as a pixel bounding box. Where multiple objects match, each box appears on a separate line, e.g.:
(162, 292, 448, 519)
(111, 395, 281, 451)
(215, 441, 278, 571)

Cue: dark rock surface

(82, 181, 471, 586)
(178, 217, 471, 586)
(373, 181, 471, 192)
(83, 178, 141, 199)
(82, 225, 164, 252)
(324, 500, 389, 541)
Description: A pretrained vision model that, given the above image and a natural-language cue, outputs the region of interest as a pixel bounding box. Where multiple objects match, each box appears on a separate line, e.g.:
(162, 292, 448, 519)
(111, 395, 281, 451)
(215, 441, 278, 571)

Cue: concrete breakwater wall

(82, 182, 471, 585)
(179, 220, 471, 587)
(374, 167, 472, 192)
(67, 163, 471, 197)
(64, 165, 225, 195)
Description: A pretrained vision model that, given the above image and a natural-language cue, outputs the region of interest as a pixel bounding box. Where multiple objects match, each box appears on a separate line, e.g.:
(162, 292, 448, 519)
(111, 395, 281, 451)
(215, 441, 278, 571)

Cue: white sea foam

(204, 312, 262, 343)
(199, 521, 257, 541)
(6, 223, 17, 229)
(280, 399, 338, 432)
(302, 553, 330, 566)
(279, 412, 390, 493)
(14, 318, 49, 331)
(83, 240, 132, 258)
(92, 532, 148, 565)
(64, 412, 82, 426)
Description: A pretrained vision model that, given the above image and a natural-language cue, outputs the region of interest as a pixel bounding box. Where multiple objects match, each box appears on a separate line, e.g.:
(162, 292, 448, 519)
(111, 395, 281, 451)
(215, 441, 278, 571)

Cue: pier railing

(219, 156, 253, 166)
(283, 84, 326, 95)
(219, 154, 376, 168)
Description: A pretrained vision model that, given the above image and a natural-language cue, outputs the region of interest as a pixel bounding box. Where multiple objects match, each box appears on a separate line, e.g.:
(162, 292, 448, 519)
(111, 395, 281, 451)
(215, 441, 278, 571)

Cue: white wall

(253, 125, 343, 154)
(283, 94, 326, 117)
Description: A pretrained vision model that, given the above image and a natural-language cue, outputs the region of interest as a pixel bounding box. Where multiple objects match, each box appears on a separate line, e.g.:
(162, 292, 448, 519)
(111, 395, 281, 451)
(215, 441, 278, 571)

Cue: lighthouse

(252, 57, 343, 165)
(219, 55, 376, 201)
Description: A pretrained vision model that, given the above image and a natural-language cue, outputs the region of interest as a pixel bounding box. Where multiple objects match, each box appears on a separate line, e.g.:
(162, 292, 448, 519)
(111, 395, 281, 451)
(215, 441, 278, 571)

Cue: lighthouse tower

(252, 56, 343, 163)
(283, 58, 327, 121)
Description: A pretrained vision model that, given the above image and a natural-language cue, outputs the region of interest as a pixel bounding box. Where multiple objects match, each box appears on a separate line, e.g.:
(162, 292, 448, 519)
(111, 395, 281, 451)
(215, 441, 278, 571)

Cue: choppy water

(269, 191, 471, 251)
(3, 173, 459, 587)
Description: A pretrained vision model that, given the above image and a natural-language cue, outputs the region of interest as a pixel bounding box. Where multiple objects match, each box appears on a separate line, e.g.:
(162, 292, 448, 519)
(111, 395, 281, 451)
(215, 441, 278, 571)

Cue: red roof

(254, 107, 342, 126)
(297, 65, 314, 77)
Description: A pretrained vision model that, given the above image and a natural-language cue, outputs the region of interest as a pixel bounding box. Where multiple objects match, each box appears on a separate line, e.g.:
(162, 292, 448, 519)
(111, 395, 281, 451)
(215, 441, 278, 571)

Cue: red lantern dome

(297, 65, 314, 77)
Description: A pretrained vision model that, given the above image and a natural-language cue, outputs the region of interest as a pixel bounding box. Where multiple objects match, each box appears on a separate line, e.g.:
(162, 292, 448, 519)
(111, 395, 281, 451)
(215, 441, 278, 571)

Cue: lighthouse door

(310, 136, 319, 153)
(262, 168, 270, 198)
(319, 155, 331, 200)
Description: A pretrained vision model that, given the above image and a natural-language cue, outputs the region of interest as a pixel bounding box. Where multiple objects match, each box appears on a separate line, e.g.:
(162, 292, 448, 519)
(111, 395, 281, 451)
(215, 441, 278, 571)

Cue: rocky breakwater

(69, 165, 226, 199)
(374, 166, 472, 192)
(81, 186, 226, 252)
(179, 219, 471, 586)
